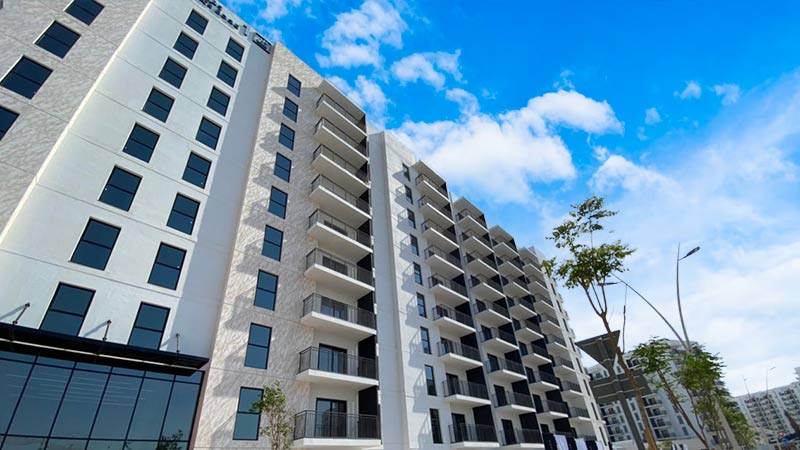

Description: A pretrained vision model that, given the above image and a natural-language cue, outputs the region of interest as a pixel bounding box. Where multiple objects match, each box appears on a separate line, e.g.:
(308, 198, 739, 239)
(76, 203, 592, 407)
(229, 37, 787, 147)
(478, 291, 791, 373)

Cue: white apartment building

(735, 382, 800, 437)
(0, 1, 608, 450)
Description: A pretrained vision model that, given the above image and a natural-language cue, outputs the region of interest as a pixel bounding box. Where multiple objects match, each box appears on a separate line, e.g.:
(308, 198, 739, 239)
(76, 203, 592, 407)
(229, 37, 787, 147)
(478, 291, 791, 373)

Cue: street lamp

(676, 243, 700, 345)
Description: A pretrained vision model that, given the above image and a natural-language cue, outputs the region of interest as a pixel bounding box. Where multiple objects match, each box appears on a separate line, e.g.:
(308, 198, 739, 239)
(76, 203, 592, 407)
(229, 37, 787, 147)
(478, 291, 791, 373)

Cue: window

(66, 0, 104, 25)
(255, 271, 277, 310)
(413, 262, 423, 285)
(143, 88, 174, 122)
(123, 124, 159, 162)
(417, 293, 426, 318)
(245, 324, 271, 369)
(287, 74, 301, 96)
(196, 117, 221, 149)
(185, 10, 208, 34)
(159, 58, 187, 89)
(430, 409, 443, 444)
(226, 38, 245, 62)
(36, 22, 80, 58)
(268, 187, 288, 219)
(424, 365, 436, 395)
(167, 194, 200, 235)
(262, 225, 283, 261)
(183, 153, 211, 188)
(40, 283, 94, 336)
(421, 327, 431, 354)
(278, 123, 294, 150)
(410, 235, 419, 256)
(405, 186, 413, 203)
(174, 32, 198, 59)
(407, 209, 416, 228)
(0, 57, 52, 99)
(128, 303, 169, 349)
(0, 106, 20, 141)
(207, 87, 230, 116)
(274, 153, 291, 182)
(71, 219, 120, 270)
(402, 164, 410, 180)
(282, 98, 298, 121)
(148, 243, 186, 290)
(99, 166, 141, 211)
(233, 387, 262, 440)
(217, 61, 237, 88)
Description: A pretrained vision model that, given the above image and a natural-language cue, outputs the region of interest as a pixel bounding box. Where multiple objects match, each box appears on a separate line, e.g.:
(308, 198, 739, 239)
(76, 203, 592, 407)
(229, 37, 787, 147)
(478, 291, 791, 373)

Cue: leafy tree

(252, 381, 294, 450)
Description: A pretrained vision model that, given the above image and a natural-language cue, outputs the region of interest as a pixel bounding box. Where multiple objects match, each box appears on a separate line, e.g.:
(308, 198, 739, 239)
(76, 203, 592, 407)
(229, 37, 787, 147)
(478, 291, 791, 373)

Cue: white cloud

(592, 145, 610, 162)
(226, 0, 303, 22)
(644, 107, 661, 125)
(316, 0, 407, 68)
(328, 75, 388, 127)
(445, 88, 478, 115)
(590, 154, 676, 192)
(676, 80, 702, 99)
(390, 51, 462, 89)
(636, 126, 647, 141)
(713, 83, 741, 105)
(553, 69, 575, 90)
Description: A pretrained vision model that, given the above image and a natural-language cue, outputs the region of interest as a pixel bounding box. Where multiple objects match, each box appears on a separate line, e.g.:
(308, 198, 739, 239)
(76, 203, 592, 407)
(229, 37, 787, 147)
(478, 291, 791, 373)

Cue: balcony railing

(424, 245, 461, 268)
(438, 340, 481, 362)
(315, 118, 367, 157)
(313, 144, 369, 183)
(533, 371, 560, 385)
(442, 379, 489, 400)
(512, 296, 536, 311)
(305, 249, 373, 286)
(316, 93, 366, 131)
(537, 295, 554, 307)
(421, 220, 457, 243)
(474, 300, 510, 318)
(540, 312, 559, 325)
(554, 357, 574, 370)
(529, 344, 550, 359)
(432, 304, 474, 328)
(311, 174, 370, 214)
(461, 229, 492, 248)
(485, 357, 525, 375)
(428, 275, 468, 297)
(469, 275, 503, 293)
(493, 238, 518, 252)
(570, 407, 590, 418)
(415, 173, 448, 197)
(493, 390, 535, 408)
(418, 195, 451, 218)
(302, 294, 376, 329)
(293, 410, 379, 440)
(562, 380, 581, 392)
(548, 335, 567, 347)
(309, 210, 372, 247)
(449, 424, 497, 444)
(497, 256, 525, 271)
(455, 210, 488, 228)
(579, 434, 597, 441)
(465, 252, 498, 270)
(542, 400, 569, 414)
(500, 428, 544, 446)
(478, 327, 516, 346)
(298, 347, 377, 379)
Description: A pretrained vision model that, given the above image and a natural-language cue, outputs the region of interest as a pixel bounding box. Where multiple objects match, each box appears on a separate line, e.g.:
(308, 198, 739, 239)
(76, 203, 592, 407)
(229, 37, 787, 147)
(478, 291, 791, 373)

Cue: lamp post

(676, 244, 700, 346)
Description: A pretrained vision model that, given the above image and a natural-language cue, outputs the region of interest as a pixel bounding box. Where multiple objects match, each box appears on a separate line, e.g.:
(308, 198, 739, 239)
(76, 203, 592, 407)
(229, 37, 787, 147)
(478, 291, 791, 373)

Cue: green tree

(251, 381, 294, 450)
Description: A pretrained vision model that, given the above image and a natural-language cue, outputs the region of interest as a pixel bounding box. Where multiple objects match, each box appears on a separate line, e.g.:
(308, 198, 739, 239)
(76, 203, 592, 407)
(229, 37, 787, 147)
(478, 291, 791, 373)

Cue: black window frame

(421, 327, 431, 354)
(405, 186, 413, 203)
(174, 32, 199, 60)
(278, 123, 294, 150)
(413, 262, 423, 285)
(282, 97, 298, 122)
(128, 303, 169, 349)
(402, 164, 410, 180)
(183, 152, 211, 188)
(255, 270, 277, 310)
(233, 387, 262, 440)
(274, 153, 291, 182)
(159, 57, 188, 89)
(99, 166, 141, 211)
(287, 74, 301, 97)
(262, 225, 283, 261)
(0, 56, 53, 99)
(410, 235, 419, 256)
(70, 219, 121, 271)
(207, 87, 230, 116)
(65, 0, 104, 25)
(226, 38, 245, 62)
(167, 194, 200, 235)
(185, 10, 208, 35)
(36, 21, 81, 58)
(268, 187, 288, 219)
(122, 123, 159, 162)
(196, 117, 221, 150)
(407, 209, 416, 228)
(0, 106, 20, 142)
(416, 293, 426, 318)
(244, 324, 272, 369)
(147, 243, 186, 290)
(217, 60, 237, 88)
(424, 365, 437, 396)
(142, 88, 174, 122)
(430, 409, 443, 444)
(40, 283, 94, 336)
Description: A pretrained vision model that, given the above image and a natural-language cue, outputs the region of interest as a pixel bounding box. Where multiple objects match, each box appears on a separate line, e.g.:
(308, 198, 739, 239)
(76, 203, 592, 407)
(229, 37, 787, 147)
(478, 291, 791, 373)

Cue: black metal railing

(562, 380, 581, 392)
(315, 118, 368, 156)
(293, 410, 379, 440)
(529, 344, 550, 359)
(548, 335, 567, 347)
(540, 312, 559, 325)
(474, 300, 510, 318)
(460, 229, 492, 249)
(497, 256, 524, 272)
(421, 220, 457, 244)
(424, 246, 461, 268)
(428, 275, 468, 297)
(469, 275, 503, 294)
(455, 210, 488, 229)
(543, 400, 569, 414)
(308, 210, 372, 247)
(418, 196, 452, 219)
(442, 379, 489, 400)
(485, 357, 525, 375)
(438, 340, 481, 362)
(415, 173, 448, 198)
(311, 174, 370, 213)
(515, 318, 542, 336)
(554, 357, 574, 370)
(316, 93, 367, 131)
(449, 424, 497, 443)
(537, 294, 555, 307)
(516, 296, 536, 311)
(478, 327, 516, 346)
(298, 347, 377, 379)
(533, 371, 560, 385)
(465, 252, 498, 270)
(313, 145, 369, 183)
(493, 238, 518, 253)
(301, 294, 376, 329)
(432, 305, 474, 328)
(500, 428, 543, 445)
(306, 249, 373, 285)
(493, 390, 535, 408)
(570, 407, 590, 418)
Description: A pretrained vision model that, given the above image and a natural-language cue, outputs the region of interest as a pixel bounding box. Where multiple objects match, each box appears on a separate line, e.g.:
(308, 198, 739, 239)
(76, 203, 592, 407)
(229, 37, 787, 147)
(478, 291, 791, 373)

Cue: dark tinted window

(255, 271, 277, 310)
(226, 38, 245, 62)
(268, 187, 287, 218)
(287, 74, 301, 96)
(143, 88, 174, 122)
(282, 98, 298, 121)
(66, 0, 104, 25)
(417, 293, 426, 317)
(217, 61, 237, 88)
(430, 409, 443, 443)
(99, 166, 141, 211)
(0, 106, 20, 141)
(128, 304, 169, 349)
(174, 32, 198, 59)
(71, 219, 120, 270)
(244, 324, 271, 369)
(410, 235, 419, 256)
(262, 225, 282, 261)
(274, 153, 291, 182)
(0, 57, 52, 99)
(183, 153, 211, 188)
(186, 10, 208, 34)
(278, 123, 294, 150)
(159, 58, 187, 89)
(233, 387, 261, 440)
(148, 243, 186, 290)
(196, 117, 221, 149)
(413, 262, 423, 285)
(405, 186, 413, 203)
(36, 22, 80, 58)
(207, 87, 230, 116)
(424, 365, 436, 395)
(407, 209, 416, 228)
(167, 194, 199, 235)
(123, 124, 159, 162)
(402, 164, 410, 180)
(421, 327, 431, 354)
(40, 284, 94, 336)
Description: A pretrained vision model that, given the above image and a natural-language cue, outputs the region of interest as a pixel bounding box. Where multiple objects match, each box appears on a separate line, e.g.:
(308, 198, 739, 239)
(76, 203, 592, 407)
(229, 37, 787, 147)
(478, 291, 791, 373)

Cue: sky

(224, 0, 800, 396)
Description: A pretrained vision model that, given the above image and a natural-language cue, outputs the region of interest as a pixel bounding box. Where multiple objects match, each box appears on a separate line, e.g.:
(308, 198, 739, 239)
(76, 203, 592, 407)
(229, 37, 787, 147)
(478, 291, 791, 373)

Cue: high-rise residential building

(735, 382, 800, 437)
(0, 2, 607, 450)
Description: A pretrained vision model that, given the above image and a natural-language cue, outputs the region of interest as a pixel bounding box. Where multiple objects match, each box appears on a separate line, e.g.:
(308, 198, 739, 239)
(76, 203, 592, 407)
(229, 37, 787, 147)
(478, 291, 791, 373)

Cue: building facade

(735, 382, 800, 438)
(0, 1, 607, 450)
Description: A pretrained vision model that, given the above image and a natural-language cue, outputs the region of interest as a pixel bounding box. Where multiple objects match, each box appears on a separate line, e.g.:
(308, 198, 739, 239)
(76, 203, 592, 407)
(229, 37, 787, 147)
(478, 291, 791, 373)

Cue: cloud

(328, 75, 389, 127)
(676, 80, 702, 99)
(637, 126, 647, 141)
(445, 88, 479, 115)
(592, 145, 610, 162)
(225, 0, 303, 22)
(644, 107, 662, 125)
(316, 0, 407, 69)
(554, 69, 575, 90)
(713, 83, 741, 105)
(590, 154, 676, 192)
(390, 51, 462, 89)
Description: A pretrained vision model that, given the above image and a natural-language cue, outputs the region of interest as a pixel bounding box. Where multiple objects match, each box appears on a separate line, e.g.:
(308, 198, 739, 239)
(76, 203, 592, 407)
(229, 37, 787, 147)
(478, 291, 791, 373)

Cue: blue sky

(225, 0, 800, 395)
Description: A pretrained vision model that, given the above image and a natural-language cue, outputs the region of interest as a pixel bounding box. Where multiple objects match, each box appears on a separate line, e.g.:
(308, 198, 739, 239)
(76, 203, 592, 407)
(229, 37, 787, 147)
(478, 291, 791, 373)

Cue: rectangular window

(40, 283, 94, 336)
(174, 32, 198, 59)
(424, 365, 436, 396)
(148, 243, 186, 290)
(255, 271, 277, 310)
(186, 10, 208, 34)
(167, 194, 200, 235)
(282, 98, 298, 122)
(413, 262, 423, 285)
(128, 303, 169, 349)
(402, 164, 410, 180)
(410, 235, 419, 256)
(421, 327, 431, 354)
(287, 74, 301, 96)
(278, 123, 294, 150)
(99, 166, 141, 211)
(183, 152, 211, 188)
(217, 61, 238, 88)
(245, 324, 271, 369)
(36, 22, 80, 58)
(123, 123, 159, 162)
(66, 0, 104, 25)
(274, 153, 291, 182)
(0, 57, 52, 99)
(226, 38, 245, 62)
(430, 409, 443, 444)
(268, 187, 288, 219)
(143, 88, 174, 122)
(0, 106, 20, 141)
(71, 219, 120, 270)
(159, 58, 187, 89)
(262, 225, 283, 261)
(233, 387, 262, 440)
(207, 87, 230, 116)
(196, 117, 221, 149)
(405, 186, 413, 203)
(417, 293, 426, 318)
(407, 209, 416, 228)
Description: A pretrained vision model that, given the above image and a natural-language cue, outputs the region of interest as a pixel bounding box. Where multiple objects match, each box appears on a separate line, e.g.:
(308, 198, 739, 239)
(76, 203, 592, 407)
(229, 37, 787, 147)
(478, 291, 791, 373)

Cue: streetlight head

(600, 281, 620, 286)
(682, 246, 701, 259)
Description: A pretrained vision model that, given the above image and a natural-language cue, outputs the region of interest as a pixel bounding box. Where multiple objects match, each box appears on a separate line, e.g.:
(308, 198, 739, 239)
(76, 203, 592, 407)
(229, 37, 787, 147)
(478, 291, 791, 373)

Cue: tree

(544, 196, 660, 450)
(251, 381, 294, 450)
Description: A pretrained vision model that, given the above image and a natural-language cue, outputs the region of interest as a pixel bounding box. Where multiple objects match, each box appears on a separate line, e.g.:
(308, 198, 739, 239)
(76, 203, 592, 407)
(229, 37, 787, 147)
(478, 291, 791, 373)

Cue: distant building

(735, 382, 800, 437)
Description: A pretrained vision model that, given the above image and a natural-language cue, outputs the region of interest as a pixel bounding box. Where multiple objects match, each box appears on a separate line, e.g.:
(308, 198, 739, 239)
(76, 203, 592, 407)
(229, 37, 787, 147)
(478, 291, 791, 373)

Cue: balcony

(456, 210, 488, 234)
(292, 410, 379, 449)
(432, 305, 475, 335)
(545, 335, 570, 354)
(561, 380, 583, 398)
(308, 210, 372, 260)
(499, 428, 544, 449)
(315, 91, 367, 139)
(305, 249, 374, 298)
(312, 145, 369, 194)
(497, 256, 525, 278)
(553, 357, 578, 377)
(450, 424, 500, 448)
(310, 175, 370, 226)
(419, 195, 454, 228)
(485, 357, 527, 382)
(443, 379, 492, 407)
(501, 276, 530, 298)
(569, 407, 592, 423)
(300, 294, 376, 338)
(424, 246, 463, 277)
(465, 252, 498, 277)
(521, 344, 551, 366)
(438, 340, 482, 369)
(314, 118, 368, 167)
(461, 230, 494, 255)
(539, 312, 561, 334)
(513, 319, 544, 341)
(469, 275, 505, 300)
(529, 371, 560, 392)
(428, 274, 469, 306)
(537, 400, 569, 420)
(529, 278, 550, 297)
(508, 296, 537, 317)
(478, 327, 517, 352)
(493, 238, 518, 258)
(473, 300, 511, 326)
(296, 347, 378, 387)
(416, 173, 449, 204)
(493, 390, 537, 413)
(421, 220, 459, 251)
